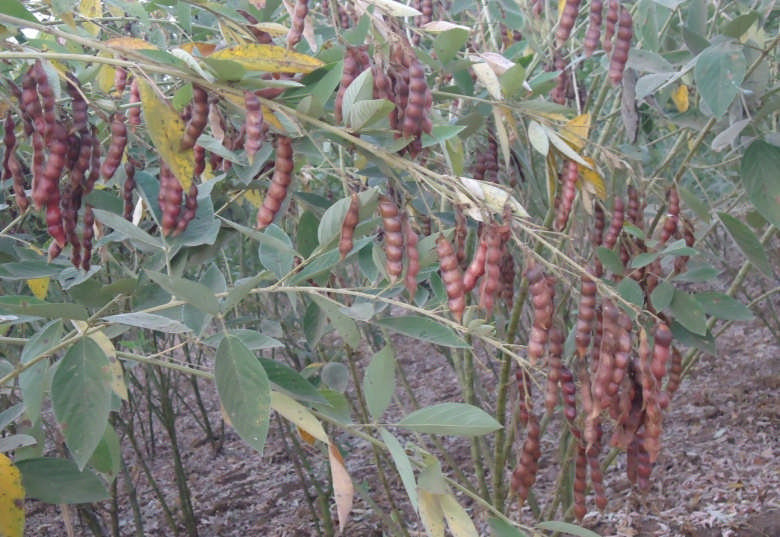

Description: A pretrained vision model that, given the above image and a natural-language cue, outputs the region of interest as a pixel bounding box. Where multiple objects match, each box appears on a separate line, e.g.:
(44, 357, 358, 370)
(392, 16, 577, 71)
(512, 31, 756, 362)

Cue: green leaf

(669, 290, 707, 336)
(0, 0, 37, 23)
(219, 217, 298, 257)
(259, 358, 328, 405)
(694, 42, 746, 118)
(0, 261, 62, 280)
(374, 316, 469, 348)
(363, 346, 396, 420)
(740, 140, 780, 229)
(52, 338, 112, 470)
(650, 281, 675, 312)
(20, 319, 62, 364)
(91, 208, 163, 249)
(349, 99, 395, 131)
(536, 521, 601, 537)
(303, 300, 327, 347)
(670, 320, 715, 355)
(203, 329, 282, 350)
(102, 312, 192, 333)
(321, 362, 349, 393)
(617, 278, 644, 307)
(718, 212, 773, 277)
(433, 28, 469, 64)
(202, 57, 246, 81)
(257, 224, 295, 279)
(379, 428, 418, 511)
(341, 68, 373, 125)
(629, 251, 659, 269)
(0, 297, 88, 321)
(499, 63, 527, 98)
(488, 517, 528, 537)
(694, 292, 754, 321)
(722, 12, 759, 39)
(672, 264, 720, 283)
(311, 295, 361, 348)
(17, 458, 109, 504)
(677, 185, 711, 223)
(89, 425, 121, 478)
(596, 247, 624, 275)
(19, 320, 62, 423)
(296, 211, 320, 258)
(397, 403, 502, 436)
(421, 124, 467, 148)
(145, 271, 220, 315)
(215, 335, 271, 454)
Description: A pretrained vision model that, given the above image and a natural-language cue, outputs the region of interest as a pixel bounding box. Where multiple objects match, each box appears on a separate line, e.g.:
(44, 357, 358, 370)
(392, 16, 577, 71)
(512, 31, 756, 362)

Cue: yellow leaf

(439, 494, 479, 537)
(471, 62, 502, 100)
(253, 22, 293, 37)
(0, 453, 25, 537)
(328, 443, 354, 533)
(271, 391, 328, 443)
(560, 113, 591, 151)
(558, 0, 566, 17)
(209, 44, 324, 74)
(104, 37, 158, 52)
(244, 189, 264, 208)
(298, 427, 316, 445)
(578, 157, 606, 200)
(418, 490, 445, 537)
(79, 0, 101, 36)
(89, 331, 128, 401)
(492, 107, 511, 169)
(26, 278, 49, 300)
(136, 80, 195, 190)
(672, 84, 689, 113)
(96, 60, 115, 94)
(179, 42, 218, 56)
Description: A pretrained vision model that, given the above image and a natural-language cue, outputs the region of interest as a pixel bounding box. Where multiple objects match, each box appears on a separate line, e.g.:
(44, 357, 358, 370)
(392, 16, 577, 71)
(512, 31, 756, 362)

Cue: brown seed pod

(181, 85, 208, 150)
(651, 322, 672, 382)
(673, 217, 695, 274)
(335, 49, 362, 123)
(659, 185, 679, 244)
(603, 0, 619, 54)
(33, 61, 56, 140)
(237, 9, 274, 43)
(65, 73, 88, 134)
(556, 0, 583, 47)
(603, 196, 624, 250)
(527, 264, 555, 365)
(454, 206, 467, 266)
(574, 274, 597, 358)
(379, 196, 404, 282)
(194, 144, 206, 177)
(81, 205, 94, 270)
(61, 184, 81, 268)
(41, 125, 68, 247)
(257, 136, 294, 230)
(114, 67, 128, 95)
(100, 112, 128, 181)
(436, 234, 466, 322)
(478, 224, 502, 317)
(636, 433, 653, 490)
(21, 66, 43, 133)
(403, 213, 420, 301)
(665, 345, 683, 395)
(573, 442, 587, 521)
(551, 52, 568, 106)
(516, 368, 532, 427)
(339, 193, 360, 260)
(7, 152, 29, 212)
(627, 184, 643, 228)
(463, 228, 487, 293)
(244, 91, 265, 164)
(544, 326, 565, 414)
(158, 162, 182, 236)
(608, 6, 633, 85)
(175, 183, 198, 236)
(402, 56, 433, 157)
(31, 130, 47, 210)
(510, 411, 541, 508)
(84, 127, 101, 196)
(123, 159, 136, 221)
(560, 365, 578, 428)
(2, 113, 16, 180)
(129, 79, 141, 131)
(286, 0, 309, 49)
(555, 160, 578, 231)
(372, 63, 393, 102)
(584, 0, 603, 57)
(499, 246, 515, 308)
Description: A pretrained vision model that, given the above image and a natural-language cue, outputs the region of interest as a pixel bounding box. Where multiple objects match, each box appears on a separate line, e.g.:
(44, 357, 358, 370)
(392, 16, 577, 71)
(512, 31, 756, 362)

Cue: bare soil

(22, 302, 780, 537)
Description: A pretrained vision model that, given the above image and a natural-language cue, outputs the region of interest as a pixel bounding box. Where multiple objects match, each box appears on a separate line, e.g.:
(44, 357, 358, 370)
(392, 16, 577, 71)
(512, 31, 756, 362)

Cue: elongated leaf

(259, 358, 327, 404)
(718, 213, 773, 277)
(349, 99, 395, 131)
(397, 403, 502, 436)
(419, 489, 446, 537)
(136, 80, 196, 190)
(52, 338, 112, 470)
(103, 312, 192, 333)
(215, 335, 271, 454)
(596, 247, 624, 275)
(488, 517, 528, 537)
(0, 297, 88, 321)
(20, 319, 62, 364)
(271, 391, 327, 443)
(740, 140, 780, 229)
(203, 330, 283, 351)
(341, 68, 373, 126)
(440, 493, 479, 537)
(366, 0, 421, 17)
(363, 346, 395, 420)
(328, 443, 354, 533)
(694, 292, 754, 321)
(92, 208, 162, 249)
(16, 457, 108, 504)
(209, 44, 324, 74)
(379, 429, 418, 511)
(257, 225, 295, 279)
(536, 521, 601, 537)
(0, 262, 62, 280)
(0, 453, 24, 537)
(145, 271, 220, 315)
(374, 316, 469, 348)
(669, 290, 707, 336)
